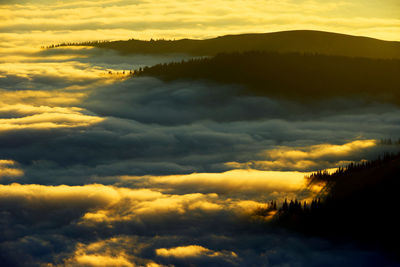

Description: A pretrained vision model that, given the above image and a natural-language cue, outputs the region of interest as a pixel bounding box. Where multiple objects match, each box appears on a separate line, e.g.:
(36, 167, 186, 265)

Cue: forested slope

(133, 51, 400, 104)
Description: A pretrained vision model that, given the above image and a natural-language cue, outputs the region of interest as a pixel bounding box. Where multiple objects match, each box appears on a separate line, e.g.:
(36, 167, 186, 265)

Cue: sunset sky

(1, 1, 399, 266)
(1, 0, 399, 47)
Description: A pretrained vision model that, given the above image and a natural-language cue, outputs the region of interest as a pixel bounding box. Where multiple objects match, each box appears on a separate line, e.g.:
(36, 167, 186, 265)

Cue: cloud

(226, 139, 381, 171)
(155, 245, 238, 261)
(2, 76, 400, 185)
(266, 139, 377, 160)
(119, 169, 309, 199)
(49, 236, 163, 267)
(0, 183, 253, 266)
(0, 160, 23, 179)
(0, 89, 103, 132)
(0, 183, 237, 227)
(1, 0, 399, 44)
(34, 46, 192, 71)
(0, 90, 86, 106)
(71, 254, 134, 267)
(0, 183, 392, 266)
(0, 111, 103, 131)
(1, 15, 400, 266)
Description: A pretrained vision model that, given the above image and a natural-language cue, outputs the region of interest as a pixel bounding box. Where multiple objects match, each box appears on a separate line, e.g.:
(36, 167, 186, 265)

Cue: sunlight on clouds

(0, 61, 106, 81)
(134, 193, 222, 215)
(121, 169, 309, 195)
(0, 183, 223, 225)
(81, 192, 223, 224)
(156, 245, 238, 259)
(70, 254, 134, 267)
(0, 104, 83, 116)
(0, 1, 398, 265)
(266, 139, 376, 159)
(0, 91, 102, 130)
(0, 91, 104, 131)
(0, 90, 86, 106)
(0, 181, 307, 228)
(226, 139, 377, 171)
(63, 237, 163, 267)
(0, 0, 398, 53)
(0, 47, 87, 64)
(0, 111, 104, 131)
(0, 159, 23, 178)
(4, 184, 152, 205)
(0, 183, 119, 206)
(0, 46, 124, 100)
(65, 239, 134, 267)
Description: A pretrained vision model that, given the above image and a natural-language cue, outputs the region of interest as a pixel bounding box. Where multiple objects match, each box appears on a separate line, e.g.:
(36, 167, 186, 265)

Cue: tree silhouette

(271, 152, 400, 258)
(133, 51, 400, 105)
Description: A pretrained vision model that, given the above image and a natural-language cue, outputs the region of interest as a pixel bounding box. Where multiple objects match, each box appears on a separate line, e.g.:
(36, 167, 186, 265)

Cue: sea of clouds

(0, 46, 399, 266)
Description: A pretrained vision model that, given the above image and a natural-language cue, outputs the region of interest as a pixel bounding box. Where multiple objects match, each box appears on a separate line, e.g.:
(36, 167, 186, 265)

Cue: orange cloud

(0, 160, 23, 179)
(72, 254, 134, 267)
(0, 112, 104, 131)
(63, 237, 161, 267)
(0, 179, 308, 229)
(156, 245, 237, 259)
(226, 139, 377, 171)
(121, 169, 308, 195)
(0, 90, 86, 107)
(1, 0, 399, 55)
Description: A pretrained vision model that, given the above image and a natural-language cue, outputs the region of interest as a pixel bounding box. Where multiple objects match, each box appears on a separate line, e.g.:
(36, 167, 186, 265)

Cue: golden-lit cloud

(0, 88, 105, 131)
(266, 139, 376, 160)
(0, 183, 222, 225)
(0, 0, 398, 54)
(0, 61, 95, 78)
(226, 139, 377, 171)
(0, 159, 23, 178)
(0, 1, 399, 266)
(81, 191, 223, 224)
(0, 178, 309, 229)
(71, 254, 134, 267)
(63, 237, 161, 267)
(0, 109, 103, 131)
(0, 183, 119, 206)
(155, 245, 237, 259)
(0, 90, 104, 130)
(0, 103, 83, 116)
(121, 169, 309, 195)
(0, 90, 86, 106)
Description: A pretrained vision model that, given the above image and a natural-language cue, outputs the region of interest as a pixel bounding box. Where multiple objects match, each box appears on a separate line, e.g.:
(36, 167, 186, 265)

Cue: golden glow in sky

(1, 1, 398, 135)
(0, 0, 399, 51)
(1, 1, 400, 265)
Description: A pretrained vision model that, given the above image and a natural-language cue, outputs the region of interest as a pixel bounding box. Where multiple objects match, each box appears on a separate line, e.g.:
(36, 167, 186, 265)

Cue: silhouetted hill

(275, 153, 400, 257)
(52, 30, 400, 59)
(133, 51, 400, 104)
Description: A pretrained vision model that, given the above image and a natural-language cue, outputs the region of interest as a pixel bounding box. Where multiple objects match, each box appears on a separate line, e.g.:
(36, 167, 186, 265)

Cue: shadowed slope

(275, 153, 400, 257)
(133, 51, 400, 104)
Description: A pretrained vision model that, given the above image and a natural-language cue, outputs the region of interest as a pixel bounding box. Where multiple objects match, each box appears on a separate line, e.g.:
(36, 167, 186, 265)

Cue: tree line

(264, 152, 400, 258)
(132, 51, 400, 105)
(42, 30, 400, 59)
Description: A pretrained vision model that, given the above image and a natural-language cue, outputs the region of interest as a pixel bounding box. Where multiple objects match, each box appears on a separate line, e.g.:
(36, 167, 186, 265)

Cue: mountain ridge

(53, 30, 400, 59)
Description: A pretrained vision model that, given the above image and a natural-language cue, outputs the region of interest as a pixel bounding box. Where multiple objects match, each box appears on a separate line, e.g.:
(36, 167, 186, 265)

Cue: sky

(1, 1, 400, 266)
(0, 0, 399, 49)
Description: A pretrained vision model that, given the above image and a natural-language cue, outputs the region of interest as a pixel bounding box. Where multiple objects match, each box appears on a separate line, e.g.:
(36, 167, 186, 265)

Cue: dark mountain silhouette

(274, 153, 400, 257)
(51, 30, 400, 59)
(133, 51, 400, 104)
